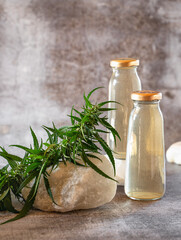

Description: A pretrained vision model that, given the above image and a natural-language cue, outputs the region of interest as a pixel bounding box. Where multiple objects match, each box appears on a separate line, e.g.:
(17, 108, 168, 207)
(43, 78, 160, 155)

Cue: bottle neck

(133, 100, 160, 108)
(112, 66, 138, 77)
(112, 66, 137, 71)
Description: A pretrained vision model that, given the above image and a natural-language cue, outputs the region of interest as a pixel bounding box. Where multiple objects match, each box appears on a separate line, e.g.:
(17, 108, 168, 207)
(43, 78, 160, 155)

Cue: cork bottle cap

(110, 58, 139, 68)
(131, 90, 162, 101)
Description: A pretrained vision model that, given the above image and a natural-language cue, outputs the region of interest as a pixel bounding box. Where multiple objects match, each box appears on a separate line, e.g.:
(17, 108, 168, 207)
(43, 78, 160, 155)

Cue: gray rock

(23, 154, 117, 212)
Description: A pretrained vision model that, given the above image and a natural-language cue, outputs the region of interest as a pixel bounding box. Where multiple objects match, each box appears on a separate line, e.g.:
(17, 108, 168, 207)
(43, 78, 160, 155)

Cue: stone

(22, 154, 117, 212)
(166, 142, 181, 165)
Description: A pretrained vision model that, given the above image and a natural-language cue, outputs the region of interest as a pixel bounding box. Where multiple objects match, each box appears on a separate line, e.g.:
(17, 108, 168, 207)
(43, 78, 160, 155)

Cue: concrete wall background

(0, 0, 181, 161)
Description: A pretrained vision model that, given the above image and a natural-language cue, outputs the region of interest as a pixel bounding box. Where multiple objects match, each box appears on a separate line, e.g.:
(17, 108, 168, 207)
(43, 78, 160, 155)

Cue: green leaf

(32, 161, 47, 199)
(17, 171, 38, 193)
(70, 106, 75, 125)
(0, 152, 22, 169)
(81, 142, 99, 152)
(0, 177, 7, 190)
(87, 87, 103, 99)
(30, 127, 39, 149)
(52, 123, 58, 144)
(81, 115, 90, 124)
(0, 188, 10, 201)
(99, 108, 117, 111)
(10, 145, 36, 154)
(86, 154, 102, 162)
(83, 93, 92, 108)
(44, 144, 56, 156)
(72, 108, 84, 118)
(94, 134, 116, 176)
(43, 143, 50, 147)
(1, 182, 37, 225)
(42, 125, 54, 133)
(98, 118, 121, 143)
(82, 139, 100, 151)
(25, 162, 41, 174)
(95, 129, 110, 134)
(3, 191, 18, 213)
(67, 115, 81, 122)
(81, 149, 117, 182)
(69, 159, 85, 166)
(0, 146, 7, 153)
(0, 86, 121, 224)
(72, 137, 78, 162)
(40, 138, 43, 149)
(43, 175, 58, 205)
(98, 100, 121, 107)
(43, 127, 53, 144)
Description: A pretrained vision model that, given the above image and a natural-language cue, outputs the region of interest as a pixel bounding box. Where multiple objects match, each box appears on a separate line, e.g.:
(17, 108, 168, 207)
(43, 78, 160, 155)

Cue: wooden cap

(131, 90, 162, 101)
(110, 58, 139, 68)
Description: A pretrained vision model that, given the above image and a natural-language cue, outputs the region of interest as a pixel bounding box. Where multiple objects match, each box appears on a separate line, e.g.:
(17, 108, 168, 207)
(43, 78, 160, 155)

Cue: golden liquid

(125, 101, 165, 200)
(107, 67, 141, 159)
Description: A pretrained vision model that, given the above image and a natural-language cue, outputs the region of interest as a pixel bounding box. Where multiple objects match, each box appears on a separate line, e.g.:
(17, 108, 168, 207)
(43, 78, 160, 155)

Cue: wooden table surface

(0, 163, 181, 240)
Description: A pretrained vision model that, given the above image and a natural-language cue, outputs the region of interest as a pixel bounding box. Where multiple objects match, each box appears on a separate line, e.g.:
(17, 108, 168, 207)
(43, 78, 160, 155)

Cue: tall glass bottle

(125, 91, 166, 200)
(107, 59, 141, 160)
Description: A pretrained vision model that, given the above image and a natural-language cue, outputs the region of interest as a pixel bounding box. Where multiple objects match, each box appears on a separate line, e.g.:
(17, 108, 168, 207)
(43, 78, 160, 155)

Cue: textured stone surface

(0, 0, 181, 165)
(0, 163, 181, 240)
(22, 154, 117, 212)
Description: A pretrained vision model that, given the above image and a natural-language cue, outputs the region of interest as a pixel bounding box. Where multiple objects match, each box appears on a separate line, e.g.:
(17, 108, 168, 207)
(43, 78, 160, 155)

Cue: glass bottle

(107, 59, 141, 160)
(125, 91, 166, 200)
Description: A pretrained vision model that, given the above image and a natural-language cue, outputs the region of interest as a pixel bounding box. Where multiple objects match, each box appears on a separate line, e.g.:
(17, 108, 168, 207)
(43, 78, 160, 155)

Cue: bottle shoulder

(130, 105, 164, 122)
(109, 74, 141, 89)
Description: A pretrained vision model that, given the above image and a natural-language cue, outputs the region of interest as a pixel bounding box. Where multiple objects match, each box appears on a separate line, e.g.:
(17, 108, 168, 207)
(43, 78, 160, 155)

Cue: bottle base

(126, 191, 164, 201)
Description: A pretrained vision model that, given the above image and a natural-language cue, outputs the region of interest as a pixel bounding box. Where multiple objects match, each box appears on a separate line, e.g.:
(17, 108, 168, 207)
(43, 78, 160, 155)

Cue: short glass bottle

(107, 59, 141, 160)
(125, 90, 166, 200)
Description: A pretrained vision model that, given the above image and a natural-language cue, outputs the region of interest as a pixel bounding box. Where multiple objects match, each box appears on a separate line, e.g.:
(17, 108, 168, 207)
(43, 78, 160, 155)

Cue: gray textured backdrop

(0, 0, 181, 161)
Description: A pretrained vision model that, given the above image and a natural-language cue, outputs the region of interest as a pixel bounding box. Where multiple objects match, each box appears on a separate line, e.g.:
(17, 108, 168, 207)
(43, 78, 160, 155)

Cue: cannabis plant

(0, 87, 120, 224)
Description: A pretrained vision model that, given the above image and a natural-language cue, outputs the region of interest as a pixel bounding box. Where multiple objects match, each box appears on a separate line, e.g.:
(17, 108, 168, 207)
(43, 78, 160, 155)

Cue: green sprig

(0, 87, 121, 224)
